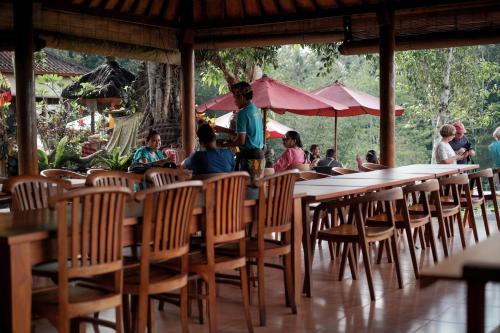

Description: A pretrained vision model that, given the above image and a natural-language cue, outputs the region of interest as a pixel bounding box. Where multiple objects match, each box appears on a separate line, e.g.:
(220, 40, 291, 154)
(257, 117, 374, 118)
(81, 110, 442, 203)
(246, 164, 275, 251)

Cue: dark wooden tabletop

(420, 232, 500, 288)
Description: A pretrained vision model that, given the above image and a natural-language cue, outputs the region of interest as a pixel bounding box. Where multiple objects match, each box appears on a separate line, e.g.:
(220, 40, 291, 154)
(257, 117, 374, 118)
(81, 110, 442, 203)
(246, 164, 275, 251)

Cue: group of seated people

(133, 126, 382, 177)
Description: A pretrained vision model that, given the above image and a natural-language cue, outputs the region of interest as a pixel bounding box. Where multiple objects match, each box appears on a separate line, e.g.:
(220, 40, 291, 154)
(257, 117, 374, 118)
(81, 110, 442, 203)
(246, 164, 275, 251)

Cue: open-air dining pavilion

(0, 0, 500, 332)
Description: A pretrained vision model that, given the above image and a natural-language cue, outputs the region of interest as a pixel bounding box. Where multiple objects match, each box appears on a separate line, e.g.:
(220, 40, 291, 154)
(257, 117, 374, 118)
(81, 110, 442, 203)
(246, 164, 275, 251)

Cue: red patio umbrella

(215, 112, 293, 139)
(197, 75, 348, 145)
(313, 80, 405, 152)
(196, 74, 348, 116)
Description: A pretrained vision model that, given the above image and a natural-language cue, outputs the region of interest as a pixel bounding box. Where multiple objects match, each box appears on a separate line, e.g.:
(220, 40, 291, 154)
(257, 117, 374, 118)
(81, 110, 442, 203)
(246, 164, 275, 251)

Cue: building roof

(0, 51, 89, 76)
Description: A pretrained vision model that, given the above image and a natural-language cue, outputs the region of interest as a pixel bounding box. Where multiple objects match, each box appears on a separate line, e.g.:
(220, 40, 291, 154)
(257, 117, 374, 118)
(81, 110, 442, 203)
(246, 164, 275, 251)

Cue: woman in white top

(435, 124, 465, 164)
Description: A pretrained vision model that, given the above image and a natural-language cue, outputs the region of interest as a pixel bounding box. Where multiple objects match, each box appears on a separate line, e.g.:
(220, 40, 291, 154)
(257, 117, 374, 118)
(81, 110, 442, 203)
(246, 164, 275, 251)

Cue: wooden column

(181, 33, 195, 155)
(378, 9, 396, 167)
(14, 0, 38, 175)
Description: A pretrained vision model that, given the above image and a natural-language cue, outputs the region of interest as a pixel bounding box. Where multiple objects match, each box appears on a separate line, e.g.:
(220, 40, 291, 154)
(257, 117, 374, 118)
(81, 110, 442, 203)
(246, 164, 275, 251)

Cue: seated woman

(182, 124, 235, 175)
(133, 129, 166, 165)
(356, 149, 379, 170)
(435, 124, 465, 164)
(274, 131, 306, 172)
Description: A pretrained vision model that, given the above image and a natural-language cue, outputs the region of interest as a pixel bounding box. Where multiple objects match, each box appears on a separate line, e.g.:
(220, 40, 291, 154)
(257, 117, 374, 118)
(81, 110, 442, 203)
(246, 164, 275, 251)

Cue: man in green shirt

(224, 81, 265, 182)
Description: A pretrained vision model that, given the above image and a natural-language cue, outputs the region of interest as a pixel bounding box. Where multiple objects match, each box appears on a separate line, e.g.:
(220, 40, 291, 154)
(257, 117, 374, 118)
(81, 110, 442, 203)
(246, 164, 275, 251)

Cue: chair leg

(480, 203, 490, 236)
(147, 299, 155, 333)
(122, 294, 131, 333)
(390, 233, 404, 289)
(435, 213, 449, 257)
(347, 244, 358, 280)
(284, 253, 297, 313)
(491, 195, 500, 230)
(467, 208, 480, 243)
(385, 239, 393, 263)
(359, 240, 376, 301)
(376, 240, 384, 264)
(456, 211, 467, 249)
(197, 279, 204, 325)
(207, 275, 218, 333)
(418, 227, 426, 250)
(240, 266, 254, 333)
(257, 257, 266, 326)
(404, 226, 419, 279)
(426, 222, 439, 263)
(92, 313, 100, 333)
(115, 305, 124, 333)
(180, 285, 190, 333)
(338, 243, 348, 281)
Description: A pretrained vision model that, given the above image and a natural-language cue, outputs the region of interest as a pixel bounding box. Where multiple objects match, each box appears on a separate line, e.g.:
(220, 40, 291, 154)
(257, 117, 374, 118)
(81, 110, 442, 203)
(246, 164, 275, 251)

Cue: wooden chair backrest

(297, 170, 330, 181)
(289, 164, 310, 171)
(145, 167, 190, 187)
(344, 187, 403, 238)
(255, 170, 299, 235)
(86, 168, 106, 175)
(50, 186, 131, 286)
(203, 172, 249, 246)
(362, 163, 388, 170)
(468, 168, 493, 197)
(4, 175, 71, 211)
(331, 167, 359, 175)
(41, 169, 86, 179)
(135, 181, 203, 263)
(86, 171, 141, 191)
(313, 166, 334, 175)
(439, 173, 470, 204)
(402, 179, 440, 217)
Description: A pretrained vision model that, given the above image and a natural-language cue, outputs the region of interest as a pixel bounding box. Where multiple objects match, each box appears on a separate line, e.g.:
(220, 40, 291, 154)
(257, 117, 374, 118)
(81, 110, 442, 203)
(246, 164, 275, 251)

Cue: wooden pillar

(181, 32, 195, 155)
(14, 0, 38, 175)
(378, 9, 396, 167)
(333, 114, 338, 155)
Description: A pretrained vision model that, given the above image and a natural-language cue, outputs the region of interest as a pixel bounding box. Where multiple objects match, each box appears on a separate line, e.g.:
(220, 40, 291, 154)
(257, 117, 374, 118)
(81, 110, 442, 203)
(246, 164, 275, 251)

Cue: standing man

(449, 121, 476, 165)
(224, 81, 265, 182)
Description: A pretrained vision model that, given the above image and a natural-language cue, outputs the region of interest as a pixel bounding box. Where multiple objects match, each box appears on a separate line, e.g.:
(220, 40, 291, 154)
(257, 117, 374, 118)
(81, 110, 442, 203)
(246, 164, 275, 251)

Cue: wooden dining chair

(484, 167, 500, 230)
(410, 174, 469, 256)
(362, 163, 388, 171)
(331, 167, 359, 175)
(289, 163, 310, 171)
(32, 186, 131, 333)
(86, 170, 142, 191)
(4, 175, 71, 211)
(466, 168, 493, 237)
(86, 168, 106, 175)
(121, 181, 203, 333)
(40, 168, 86, 179)
(317, 187, 404, 301)
(313, 166, 334, 175)
(145, 167, 190, 187)
(367, 180, 440, 278)
(190, 172, 253, 333)
(245, 170, 299, 326)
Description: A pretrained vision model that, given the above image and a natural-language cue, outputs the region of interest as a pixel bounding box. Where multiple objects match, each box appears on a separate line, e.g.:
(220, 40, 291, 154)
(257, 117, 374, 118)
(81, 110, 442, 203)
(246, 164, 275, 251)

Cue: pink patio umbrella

(196, 75, 348, 116)
(314, 80, 405, 152)
(215, 112, 293, 139)
(197, 74, 348, 145)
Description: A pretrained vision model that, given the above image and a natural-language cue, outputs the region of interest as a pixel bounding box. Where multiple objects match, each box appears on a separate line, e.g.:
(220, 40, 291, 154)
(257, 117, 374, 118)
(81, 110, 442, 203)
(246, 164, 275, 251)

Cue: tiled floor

(37, 213, 500, 332)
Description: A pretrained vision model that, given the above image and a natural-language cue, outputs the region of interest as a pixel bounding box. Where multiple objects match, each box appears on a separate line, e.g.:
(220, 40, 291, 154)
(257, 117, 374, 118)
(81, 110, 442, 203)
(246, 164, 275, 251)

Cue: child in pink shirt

(274, 131, 306, 172)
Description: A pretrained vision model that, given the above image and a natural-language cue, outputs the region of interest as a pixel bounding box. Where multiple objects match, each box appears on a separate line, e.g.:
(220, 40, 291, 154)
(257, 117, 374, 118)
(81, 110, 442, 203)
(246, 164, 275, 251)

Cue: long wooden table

(0, 195, 305, 333)
(296, 164, 479, 297)
(420, 232, 500, 333)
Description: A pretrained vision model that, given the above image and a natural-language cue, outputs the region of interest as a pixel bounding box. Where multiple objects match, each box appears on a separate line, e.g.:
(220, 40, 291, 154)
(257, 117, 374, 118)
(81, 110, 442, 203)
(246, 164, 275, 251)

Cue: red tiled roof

(0, 51, 89, 76)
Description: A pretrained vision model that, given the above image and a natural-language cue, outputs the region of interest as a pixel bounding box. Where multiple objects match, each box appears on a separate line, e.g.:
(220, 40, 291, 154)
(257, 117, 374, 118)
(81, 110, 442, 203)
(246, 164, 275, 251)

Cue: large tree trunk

(431, 48, 454, 163)
(138, 61, 181, 147)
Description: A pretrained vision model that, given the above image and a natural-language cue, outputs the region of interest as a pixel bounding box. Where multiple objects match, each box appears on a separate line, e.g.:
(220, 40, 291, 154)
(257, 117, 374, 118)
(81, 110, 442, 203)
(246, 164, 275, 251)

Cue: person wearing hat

(449, 121, 475, 164)
(220, 81, 265, 182)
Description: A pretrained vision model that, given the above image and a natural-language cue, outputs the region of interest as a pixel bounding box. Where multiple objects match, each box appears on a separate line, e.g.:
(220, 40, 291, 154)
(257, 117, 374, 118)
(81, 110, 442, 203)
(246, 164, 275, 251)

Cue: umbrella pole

(263, 108, 267, 146)
(334, 114, 338, 154)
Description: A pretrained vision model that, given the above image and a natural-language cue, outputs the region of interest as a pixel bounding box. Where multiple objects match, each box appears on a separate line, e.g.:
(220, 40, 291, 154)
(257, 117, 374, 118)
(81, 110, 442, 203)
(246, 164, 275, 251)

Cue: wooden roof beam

(339, 28, 500, 55)
(194, 31, 344, 49)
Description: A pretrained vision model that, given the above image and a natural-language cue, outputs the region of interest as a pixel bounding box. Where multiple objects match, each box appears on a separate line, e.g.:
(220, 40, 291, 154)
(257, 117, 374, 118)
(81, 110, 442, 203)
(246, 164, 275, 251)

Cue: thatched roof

(61, 56, 135, 100)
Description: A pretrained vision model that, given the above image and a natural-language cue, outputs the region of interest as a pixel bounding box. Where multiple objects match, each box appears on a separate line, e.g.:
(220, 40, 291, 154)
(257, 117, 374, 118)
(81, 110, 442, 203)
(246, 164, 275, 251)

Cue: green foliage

(197, 44, 499, 170)
(37, 149, 49, 171)
(96, 148, 132, 171)
(196, 47, 279, 92)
